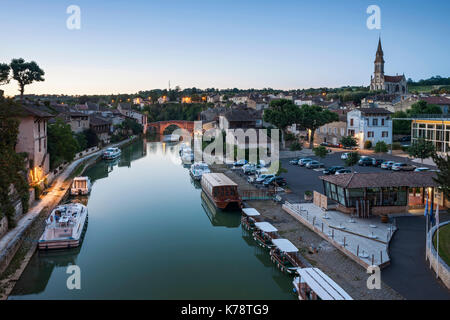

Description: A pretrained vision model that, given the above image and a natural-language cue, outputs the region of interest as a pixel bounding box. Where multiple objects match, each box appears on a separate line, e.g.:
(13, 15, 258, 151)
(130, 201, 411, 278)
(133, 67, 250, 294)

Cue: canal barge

(38, 203, 88, 250)
(201, 173, 242, 210)
(269, 238, 303, 274)
(252, 222, 278, 249)
(293, 268, 353, 300)
(70, 176, 92, 195)
(102, 147, 121, 160)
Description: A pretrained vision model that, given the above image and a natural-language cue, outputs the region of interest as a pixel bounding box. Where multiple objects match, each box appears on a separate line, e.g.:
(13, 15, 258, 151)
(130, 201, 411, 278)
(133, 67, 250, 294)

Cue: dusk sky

(1, 0, 449, 96)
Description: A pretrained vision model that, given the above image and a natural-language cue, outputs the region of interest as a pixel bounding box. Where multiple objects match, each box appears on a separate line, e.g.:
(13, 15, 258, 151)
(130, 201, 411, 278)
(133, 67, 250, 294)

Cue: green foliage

(0, 63, 10, 85)
(432, 152, 450, 200)
(284, 132, 296, 141)
(391, 142, 402, 150)
(313, 145, 328, 158)
(364, 140, 372, 149)
(392, 111, 411, 135)
(74, 131, 87, 151)
(289, 141, 303, 151)
(340, 136, 357, 148)
(0, 99, 30, 227)
(47, 119, 80, 169)
(143, 103, 206, 122)
(374, 141, 388, 153)
(407, 100, 442, 116)
(84, 128, 99, 148)
(297, 104, 339, 148)
(10, 58, 45, 98)
(121, 118, 143, 135)
(408, 138, 435, 162)
(345, 152, 360, 166)
(263, 99, 301, 132)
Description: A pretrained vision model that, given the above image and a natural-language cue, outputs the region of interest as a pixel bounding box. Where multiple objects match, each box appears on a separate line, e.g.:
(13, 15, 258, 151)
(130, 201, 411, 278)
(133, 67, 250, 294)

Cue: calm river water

(9, 139, 295, 299)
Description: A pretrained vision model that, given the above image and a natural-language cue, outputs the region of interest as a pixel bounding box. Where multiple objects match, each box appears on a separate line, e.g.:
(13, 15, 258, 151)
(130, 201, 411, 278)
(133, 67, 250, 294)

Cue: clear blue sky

(1, 0, 449, 96)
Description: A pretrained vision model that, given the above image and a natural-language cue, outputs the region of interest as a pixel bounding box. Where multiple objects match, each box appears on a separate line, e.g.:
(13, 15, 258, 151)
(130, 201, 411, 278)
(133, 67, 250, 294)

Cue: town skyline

(1, 0, 450, 96)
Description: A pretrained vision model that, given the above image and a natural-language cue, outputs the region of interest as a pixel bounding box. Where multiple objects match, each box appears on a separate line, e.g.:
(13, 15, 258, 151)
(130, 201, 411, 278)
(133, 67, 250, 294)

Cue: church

(370, 38, 407, 95)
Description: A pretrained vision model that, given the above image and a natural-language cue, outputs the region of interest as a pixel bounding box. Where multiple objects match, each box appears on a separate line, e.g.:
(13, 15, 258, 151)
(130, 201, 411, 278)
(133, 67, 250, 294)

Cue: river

(9, 139, 295, 299)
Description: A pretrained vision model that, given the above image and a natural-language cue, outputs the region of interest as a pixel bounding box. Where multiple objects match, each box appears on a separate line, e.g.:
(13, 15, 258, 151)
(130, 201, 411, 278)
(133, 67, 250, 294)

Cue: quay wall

(426, 221, 450, 289)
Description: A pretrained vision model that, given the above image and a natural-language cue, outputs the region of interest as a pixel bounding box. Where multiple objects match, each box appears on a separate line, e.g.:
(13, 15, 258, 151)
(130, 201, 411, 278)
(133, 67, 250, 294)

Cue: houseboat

(70, 176, 92, 196)
(201, 173, 242, 210)
(190, 162, 210, 181)
(201, 192, 241, 228)
(241, 208, 261, 231)
(293, 268, 353, 300)
(102, 147, 121, 160)
(270, 238, 303, 274)
(252, 222, 278, 249)
(38, 203, 88, 250)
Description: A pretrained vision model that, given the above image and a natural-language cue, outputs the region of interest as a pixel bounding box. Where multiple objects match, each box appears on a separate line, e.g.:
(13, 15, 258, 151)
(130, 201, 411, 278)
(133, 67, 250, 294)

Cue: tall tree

(263, 99, 301, 146)
(432, 152, 450, 200)
(0, 63, 10, 85)
(298, 105, 339, 148)
(10, 58, 45, 100)
(407, 100, 442, 116)
(47, 119, 80, 169)
(408, 138, 435, 163)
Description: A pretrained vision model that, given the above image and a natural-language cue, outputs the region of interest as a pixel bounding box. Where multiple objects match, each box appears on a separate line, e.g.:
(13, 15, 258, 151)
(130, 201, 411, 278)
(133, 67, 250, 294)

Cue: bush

(364, 140, 372, 149)
(313, 145, 328, 158)
(374, 141, 388, 153)
(345, 152, 360, 166)
(340, 136, 357, 148)
(304, 190, 313, 196)
(289, 141, 303, 151)
(392, 142, 402, 150)
(284, 132, 296, 141)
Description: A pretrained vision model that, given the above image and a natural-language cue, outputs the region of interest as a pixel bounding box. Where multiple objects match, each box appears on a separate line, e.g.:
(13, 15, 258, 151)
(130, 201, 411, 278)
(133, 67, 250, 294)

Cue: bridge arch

(146, 120, 195, 136)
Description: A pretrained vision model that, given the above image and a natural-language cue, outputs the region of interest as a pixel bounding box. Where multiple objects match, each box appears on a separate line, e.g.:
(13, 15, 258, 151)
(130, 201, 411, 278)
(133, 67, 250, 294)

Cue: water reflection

(200, 192, 241, 228)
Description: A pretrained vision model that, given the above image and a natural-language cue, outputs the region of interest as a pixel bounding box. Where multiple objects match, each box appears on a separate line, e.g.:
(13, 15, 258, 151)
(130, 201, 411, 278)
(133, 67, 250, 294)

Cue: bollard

(357, 245, 359, 256)
(321, 223, 323, 233)
(313, 217, 316, 226)
(380, 251, 383, 263)
(344, 237, 346, 247)
(332, 229, 334, 239)
(372, 254, 374, 265)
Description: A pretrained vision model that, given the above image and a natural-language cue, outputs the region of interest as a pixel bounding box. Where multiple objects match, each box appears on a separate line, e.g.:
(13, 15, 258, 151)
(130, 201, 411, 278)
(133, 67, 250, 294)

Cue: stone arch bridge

(145, 120, 195, 136)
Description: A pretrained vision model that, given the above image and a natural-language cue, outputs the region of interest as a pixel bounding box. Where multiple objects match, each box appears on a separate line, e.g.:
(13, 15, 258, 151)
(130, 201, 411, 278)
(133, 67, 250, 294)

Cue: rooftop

(202, 172, 237, 187)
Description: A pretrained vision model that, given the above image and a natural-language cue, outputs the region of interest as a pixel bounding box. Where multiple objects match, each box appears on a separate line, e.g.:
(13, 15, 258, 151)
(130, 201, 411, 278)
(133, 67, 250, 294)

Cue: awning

(272, 238, 298, 253)
(296, 268, 353, 300)
(254, 222, 277, 233)
(242, 208, 261, 217)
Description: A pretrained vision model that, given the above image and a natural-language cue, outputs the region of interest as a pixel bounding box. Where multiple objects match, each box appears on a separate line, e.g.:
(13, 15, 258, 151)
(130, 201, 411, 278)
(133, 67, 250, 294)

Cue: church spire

(375, 37, 384, 63)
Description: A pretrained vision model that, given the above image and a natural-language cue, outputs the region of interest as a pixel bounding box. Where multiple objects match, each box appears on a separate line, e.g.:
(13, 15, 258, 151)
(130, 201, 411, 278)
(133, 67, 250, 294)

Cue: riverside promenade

(0, 137, 136, 299)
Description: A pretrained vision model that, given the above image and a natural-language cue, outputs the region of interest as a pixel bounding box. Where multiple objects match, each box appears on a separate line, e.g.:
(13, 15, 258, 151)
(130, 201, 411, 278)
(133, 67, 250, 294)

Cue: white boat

(39, 203, 88, 250)
(163, 134, 180, 142)
(190, 162, 210, 181)
(102, 147, 121, 160)
(70, 176, 92, 196)
(181, 147, 194, 163)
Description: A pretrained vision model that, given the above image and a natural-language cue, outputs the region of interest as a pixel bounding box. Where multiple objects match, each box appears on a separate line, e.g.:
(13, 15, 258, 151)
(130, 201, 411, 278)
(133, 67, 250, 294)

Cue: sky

(0, 0, 449, 96)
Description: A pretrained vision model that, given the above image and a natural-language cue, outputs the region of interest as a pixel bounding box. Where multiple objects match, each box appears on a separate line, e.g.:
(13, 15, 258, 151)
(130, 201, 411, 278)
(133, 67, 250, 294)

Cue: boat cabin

(241, 207, 261, 230)
(201, 173, 241, 210)
(71, 176, 92, 195)
(270, 238, 303, 274)
(253, 222, 278, 249)
(293, 268, 353, 300)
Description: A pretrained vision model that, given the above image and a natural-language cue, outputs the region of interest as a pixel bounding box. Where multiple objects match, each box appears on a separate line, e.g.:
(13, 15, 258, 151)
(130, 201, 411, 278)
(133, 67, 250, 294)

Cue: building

(14, 105, 53, 183)
(411, 115, 450, 154)
(62, 112, 90, 134)
(89, 115, 111, 144)
(218, 107, 263, 131)
(230, 94, 248, 105)
(314, 114, 347, 146)
(370, 38, 408, 95)
(247, 97, 269, 111)
(347, 108, 392, 148)
(420, 96, 450, 114)
(320, 171, 446, 216)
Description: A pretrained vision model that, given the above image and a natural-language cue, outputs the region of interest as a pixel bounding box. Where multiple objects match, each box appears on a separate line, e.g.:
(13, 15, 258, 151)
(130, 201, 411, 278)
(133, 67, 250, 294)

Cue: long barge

(201, 173, 242, 210)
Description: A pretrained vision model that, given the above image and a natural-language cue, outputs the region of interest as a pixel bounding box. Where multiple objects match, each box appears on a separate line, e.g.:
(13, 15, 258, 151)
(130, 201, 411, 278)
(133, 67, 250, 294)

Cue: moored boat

(70, 176, 92, 196)
(201, 173, 242, 210)
(269, 238, 303, 274)
(241, 207, 261, 231)
(38, 203, 88, 250)
(190, 162, 210, 181)
(102, 147, 121, 160)
(252, 221, 278, 249)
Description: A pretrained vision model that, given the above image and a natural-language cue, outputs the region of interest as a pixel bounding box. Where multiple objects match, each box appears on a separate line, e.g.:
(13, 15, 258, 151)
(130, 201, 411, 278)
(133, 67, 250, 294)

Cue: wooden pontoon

(270, 238, 304, 274)
(252, 222, 278, 249)
(241, 208, 261, 230)
(293, 268, 353, 300)
(201, 173, 241, 210)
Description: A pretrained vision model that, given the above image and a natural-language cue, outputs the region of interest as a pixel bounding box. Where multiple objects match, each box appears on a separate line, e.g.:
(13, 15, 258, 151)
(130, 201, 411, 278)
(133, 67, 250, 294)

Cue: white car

(414, 167, 430, 172)
(341, 153, 350, 160)
(255, 174, 275, 184)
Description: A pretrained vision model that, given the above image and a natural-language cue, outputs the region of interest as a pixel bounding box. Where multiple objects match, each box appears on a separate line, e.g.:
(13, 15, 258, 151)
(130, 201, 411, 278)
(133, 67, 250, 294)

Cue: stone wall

(0, 217, 8, 239)
(426, 221, 450, 289)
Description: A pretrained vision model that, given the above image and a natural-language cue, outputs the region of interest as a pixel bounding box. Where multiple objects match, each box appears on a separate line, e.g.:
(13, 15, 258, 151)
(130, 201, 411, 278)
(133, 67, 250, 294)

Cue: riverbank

(0, 136, 138, 300)
(215, 166, 403, 300)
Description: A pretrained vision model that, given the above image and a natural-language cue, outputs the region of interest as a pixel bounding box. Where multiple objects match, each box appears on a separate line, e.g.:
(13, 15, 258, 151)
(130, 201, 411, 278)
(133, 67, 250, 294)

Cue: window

(382, 131, 389, 137)
(367, 131, 374, 138)
(372, 119, 378, 126)
(350, 119, 354, 126)
(381, 118, 385, 126)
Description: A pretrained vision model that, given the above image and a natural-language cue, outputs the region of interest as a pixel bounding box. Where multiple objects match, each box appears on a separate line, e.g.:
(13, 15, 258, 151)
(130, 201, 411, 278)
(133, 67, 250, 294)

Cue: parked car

(242, 163, 257, 175)
(263, 176, 287, 187)
(398, 136, 411, 142)
(254, 174, 275, 184)
(234, 159, 248, 167)
(323, 166, 345, 175)
(335, 169, 352, 175)
(391, 163, 416, 171)
(358, 157, 375, 166)
(381, 161, 395, 170)
(289, 158, 301, 165)
(329, 143, 343, 148)
(340, 153, 350, 160)
(320, 142, 330, 147)
(306, 160, 325, 169)
(414, 167, 430, 172)
(298, 158, 314, 166)
(372, 159, 385, 167)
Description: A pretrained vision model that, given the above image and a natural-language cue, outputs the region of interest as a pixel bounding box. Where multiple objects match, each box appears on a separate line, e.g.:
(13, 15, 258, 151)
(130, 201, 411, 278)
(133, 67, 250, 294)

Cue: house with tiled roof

(420, 96, 450, 114)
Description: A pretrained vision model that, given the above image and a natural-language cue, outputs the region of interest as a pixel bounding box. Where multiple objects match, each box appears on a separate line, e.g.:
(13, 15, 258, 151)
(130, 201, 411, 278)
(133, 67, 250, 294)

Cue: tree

(408, 138, 435, 163)
(345, 152, 360, 166)
(84, 128, 99, 148)
(432, 152, 450, 200)
(313, 145, 328, 158)
(374, 141, 388, 153)
(263, 99, 301, 146)
(407, 100, 442, 116)
(0, 63, 10, 85)
(392, 111, 411, 135)
(340, 136, 357, 148)
(297, 105, 339, 148)
(10, 58, 45, 100)
(47, 119, 80, 169)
